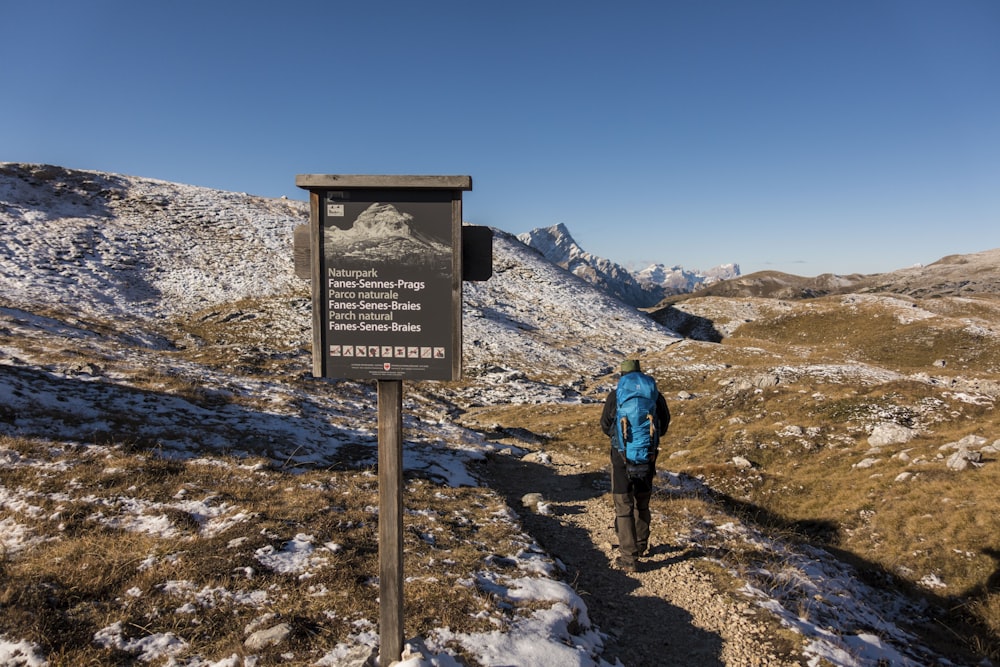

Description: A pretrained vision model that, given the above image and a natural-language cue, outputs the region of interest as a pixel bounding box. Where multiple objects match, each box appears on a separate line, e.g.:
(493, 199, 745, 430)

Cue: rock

(337, 644, 377, 666)
(754, 373, 780, 388)
(521, 492, 544, 508)
(523, 451, 551, 464)
(669, 449, 691, 459)
(868, 423, 916, 447)
(244, 623, 291, 651)
(955, 434, 988, 449)
(946, 450, 983, 471)
(894, 472, 914, 482)
(852, 457, 881, 469)
(731, 456, 754, 469)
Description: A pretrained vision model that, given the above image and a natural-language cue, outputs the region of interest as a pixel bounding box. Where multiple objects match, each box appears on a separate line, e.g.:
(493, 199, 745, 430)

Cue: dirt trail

(479, 443, 803, 667)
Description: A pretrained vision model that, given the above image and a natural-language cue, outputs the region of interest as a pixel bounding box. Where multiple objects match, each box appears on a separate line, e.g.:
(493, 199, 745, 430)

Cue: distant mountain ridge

(517, 223, 740, 307)
(653, 247, 1000, 307)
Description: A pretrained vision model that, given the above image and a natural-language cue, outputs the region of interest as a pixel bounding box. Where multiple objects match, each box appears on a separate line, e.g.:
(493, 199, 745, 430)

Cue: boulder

(731, 456, 754, 469)
(521, 492, 544, 508)
(852, 457, 881, 470)
(868, 423, 915, 447)
(244, 623, 291, 651)
(946, 450, 983, 471)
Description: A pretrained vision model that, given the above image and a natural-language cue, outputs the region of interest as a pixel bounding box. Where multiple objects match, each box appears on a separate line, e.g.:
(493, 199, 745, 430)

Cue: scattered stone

(939, 434, 988, 451)
(523, 451, 552, 464)
(754, 373, 780, 388)
(946, 450, 983, 471)
(894, 472, 914, 482)
(852, 457, 881, 469)
(669, 449, 691, 459)
(868, 423, 916, 447)
(677, 390, 693, 400)
(521, 492, 544, 508)
(933, 359, 947, 367)
(919, 574, 948, 590)
(243, 623, 291, 651)
(337, 644, 377, 667)
(731, 456, 754, 469)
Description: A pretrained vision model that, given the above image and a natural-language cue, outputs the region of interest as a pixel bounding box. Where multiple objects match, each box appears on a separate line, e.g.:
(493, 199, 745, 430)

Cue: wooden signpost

(295, 174, 487, 664)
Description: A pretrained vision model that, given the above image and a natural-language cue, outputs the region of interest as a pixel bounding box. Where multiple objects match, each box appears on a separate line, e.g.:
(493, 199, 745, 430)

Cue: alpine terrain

(1, 163, 999, 666)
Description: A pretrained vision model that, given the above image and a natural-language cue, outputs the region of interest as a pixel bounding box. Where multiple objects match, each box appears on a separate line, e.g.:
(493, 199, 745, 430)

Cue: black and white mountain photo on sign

(324, 202, 451, 270)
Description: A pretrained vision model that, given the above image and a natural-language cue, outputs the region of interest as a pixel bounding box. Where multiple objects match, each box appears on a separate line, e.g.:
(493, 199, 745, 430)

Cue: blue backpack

(615, 372, 660, 468)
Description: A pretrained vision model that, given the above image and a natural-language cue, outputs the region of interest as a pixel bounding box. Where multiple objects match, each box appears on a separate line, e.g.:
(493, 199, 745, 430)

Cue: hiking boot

(615, 557, 638, 572)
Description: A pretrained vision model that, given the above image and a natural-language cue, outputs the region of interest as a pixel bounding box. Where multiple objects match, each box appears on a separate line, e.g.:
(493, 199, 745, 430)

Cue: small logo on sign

(326, 204, 345, 217)
(383, 363, 391, 371)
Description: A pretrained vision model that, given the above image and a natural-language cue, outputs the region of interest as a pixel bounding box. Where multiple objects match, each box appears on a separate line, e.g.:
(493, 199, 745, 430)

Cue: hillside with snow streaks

(463, 230, 680, 386)
(0, 164, 677, 396)
(0, 163, 678, 467)
(0, 163, 307, 320)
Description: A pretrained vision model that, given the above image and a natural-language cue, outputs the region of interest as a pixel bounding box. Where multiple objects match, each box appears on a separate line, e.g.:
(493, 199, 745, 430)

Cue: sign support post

(377, 379, 403, 661)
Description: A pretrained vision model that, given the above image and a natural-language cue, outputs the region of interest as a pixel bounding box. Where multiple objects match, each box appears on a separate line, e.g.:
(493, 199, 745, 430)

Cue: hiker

(600, 358, 670, 572)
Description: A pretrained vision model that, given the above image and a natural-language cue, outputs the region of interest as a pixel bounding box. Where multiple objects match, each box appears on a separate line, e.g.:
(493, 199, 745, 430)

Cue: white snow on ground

(0, 636, 48, 667)
(0, 165, 976, 665)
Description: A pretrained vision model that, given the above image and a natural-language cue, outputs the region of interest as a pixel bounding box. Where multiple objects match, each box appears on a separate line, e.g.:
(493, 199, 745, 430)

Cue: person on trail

(600, 358, 670, 572)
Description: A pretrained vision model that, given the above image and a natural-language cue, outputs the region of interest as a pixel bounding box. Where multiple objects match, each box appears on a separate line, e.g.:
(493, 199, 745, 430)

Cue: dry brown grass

(0, 435, 537, 665)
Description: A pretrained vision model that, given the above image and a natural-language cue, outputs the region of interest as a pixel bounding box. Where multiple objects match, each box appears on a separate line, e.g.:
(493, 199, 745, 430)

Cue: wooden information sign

(296, 175, 476, 664)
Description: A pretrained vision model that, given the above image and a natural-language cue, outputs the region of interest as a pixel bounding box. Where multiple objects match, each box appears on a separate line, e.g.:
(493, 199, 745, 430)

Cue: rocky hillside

(854, 247, 1000, 297)
(0, 161, 678, 465)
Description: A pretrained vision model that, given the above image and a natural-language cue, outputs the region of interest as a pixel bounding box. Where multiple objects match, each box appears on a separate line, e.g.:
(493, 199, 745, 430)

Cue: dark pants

(610, 447, 654, 562)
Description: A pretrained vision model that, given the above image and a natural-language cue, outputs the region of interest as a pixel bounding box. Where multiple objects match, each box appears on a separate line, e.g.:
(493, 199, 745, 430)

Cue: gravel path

(481, 446, 804, 667)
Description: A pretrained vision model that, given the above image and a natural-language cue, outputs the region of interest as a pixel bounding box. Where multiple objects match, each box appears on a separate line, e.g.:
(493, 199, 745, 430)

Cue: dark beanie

(621, 359, 640, 374)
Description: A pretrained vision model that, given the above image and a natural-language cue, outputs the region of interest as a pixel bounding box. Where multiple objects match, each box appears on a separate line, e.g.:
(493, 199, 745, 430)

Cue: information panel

(316, 187, 460, 380)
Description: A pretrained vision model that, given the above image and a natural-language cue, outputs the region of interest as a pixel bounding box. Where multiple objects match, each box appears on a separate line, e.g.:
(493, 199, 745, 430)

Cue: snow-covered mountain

(634, 261, 741, 293)
(517, 223, 740, 308)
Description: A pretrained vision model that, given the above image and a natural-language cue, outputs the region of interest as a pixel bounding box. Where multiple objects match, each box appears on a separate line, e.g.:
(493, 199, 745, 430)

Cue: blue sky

(3, 1, 998, 276)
